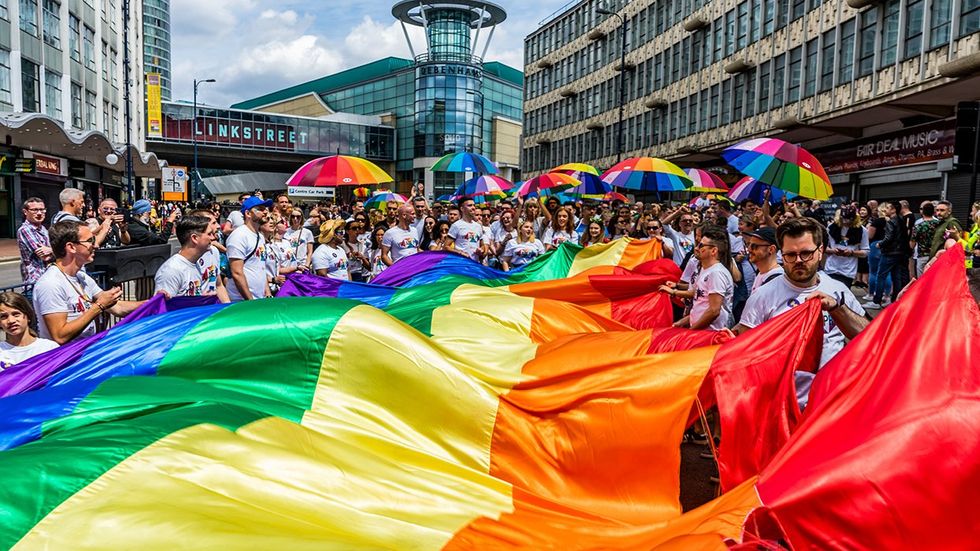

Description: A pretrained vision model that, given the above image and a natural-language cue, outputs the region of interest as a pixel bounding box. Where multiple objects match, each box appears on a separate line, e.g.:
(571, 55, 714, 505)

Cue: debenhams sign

(417, 64, 483, 79)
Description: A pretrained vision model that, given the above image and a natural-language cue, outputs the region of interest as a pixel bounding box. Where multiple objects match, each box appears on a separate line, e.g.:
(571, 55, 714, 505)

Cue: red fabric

(710, 299, 823, 491)
(589, 261, 682, 329)
(756, 247, 980, 549)
(645, 327, 731, 354)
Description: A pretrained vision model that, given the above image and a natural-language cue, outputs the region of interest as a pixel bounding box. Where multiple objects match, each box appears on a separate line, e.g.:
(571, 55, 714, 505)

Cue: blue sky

(170, 0, 570, 107)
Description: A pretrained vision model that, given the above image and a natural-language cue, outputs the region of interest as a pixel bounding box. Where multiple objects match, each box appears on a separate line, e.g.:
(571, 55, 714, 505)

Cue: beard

(785, 261, 818, 284)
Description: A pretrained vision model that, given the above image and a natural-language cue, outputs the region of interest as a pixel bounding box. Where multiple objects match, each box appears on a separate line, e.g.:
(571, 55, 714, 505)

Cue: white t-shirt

(226, 210, 245, 229)
(740, 274, 866, 367)
(502, 239, 546, 267)
(51, 211, 81, 224)
(32, 265, 105, 341)
(491, 225, 517, 245)
(0, 338, 59, 371)
(726, 214, 739, 236)
(825, 227, 870, 279)
(411, 217, 426, 240)
(154, 249, 220, 297)
(541, 228, 580, 249)
(382, 226, 420, 263)
(664, 225, 695, 266)
(311, 244, 350, 280)
(449, 219, 484, 259)
(225, 226, 268, 301)
(751, 264, 784, 294)
(283, 227, 315, 266)
(689, 262, 734, 331)
(680, 257, 701, 285)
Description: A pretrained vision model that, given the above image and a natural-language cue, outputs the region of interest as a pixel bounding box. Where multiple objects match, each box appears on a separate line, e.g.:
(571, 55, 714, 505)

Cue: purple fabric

(0, 294, 219, 397)
(277, 273, 343, 298)
(369, 251, 450, 286)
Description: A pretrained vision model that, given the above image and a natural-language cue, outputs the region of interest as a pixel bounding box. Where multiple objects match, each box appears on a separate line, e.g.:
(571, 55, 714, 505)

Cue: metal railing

(414, 52, 483, 65)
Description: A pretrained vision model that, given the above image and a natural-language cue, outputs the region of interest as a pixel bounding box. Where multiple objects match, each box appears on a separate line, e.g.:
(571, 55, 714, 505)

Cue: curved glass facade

(414, 66, 483, 158)
(143, 0, 172, 100)
(426, 9, 472, 63)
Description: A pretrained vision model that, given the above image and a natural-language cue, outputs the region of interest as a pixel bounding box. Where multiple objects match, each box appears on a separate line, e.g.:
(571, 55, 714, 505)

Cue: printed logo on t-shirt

(784, 297, 837, 333)
(464, 231, 479, 244)
(514, 245, 539, 259)
(399, 236, 418, 248)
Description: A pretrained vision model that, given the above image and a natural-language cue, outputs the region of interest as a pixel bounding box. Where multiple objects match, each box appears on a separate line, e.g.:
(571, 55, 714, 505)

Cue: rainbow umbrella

(722, 137, 832, 200)
(353, 186, 371, 199)
(452, 175, 514, 198)
(470, 191, 506, 205)
(550, 162, 600, 176)
(547, 171, 610, 197)
(683, 169, 730, 193)
(728, 176, 796, 205)
(286, 155, 393, 187)
(430, 151, 498, 174)
(603, 191, 629, 203)
(515, 173, 580, 198)
(364, 191, 408, 210)
(600, 157, 692, 192)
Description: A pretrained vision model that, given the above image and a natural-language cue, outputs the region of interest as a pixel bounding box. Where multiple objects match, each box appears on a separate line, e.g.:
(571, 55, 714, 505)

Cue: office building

(143, 0, 171, 100)
(232, 0, 523, 198)
(523, 0, 980, 212)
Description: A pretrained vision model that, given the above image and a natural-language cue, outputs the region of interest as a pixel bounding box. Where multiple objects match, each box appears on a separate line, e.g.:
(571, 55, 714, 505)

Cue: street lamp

(596, 7, 627, 163)
(193, 78, 216, 200)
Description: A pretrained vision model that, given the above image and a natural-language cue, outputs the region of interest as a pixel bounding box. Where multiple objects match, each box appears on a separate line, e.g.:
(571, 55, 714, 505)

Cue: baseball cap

(241, 196, 273, 213)
(131, 199, 152, 215)
(742, 226, 777, 246)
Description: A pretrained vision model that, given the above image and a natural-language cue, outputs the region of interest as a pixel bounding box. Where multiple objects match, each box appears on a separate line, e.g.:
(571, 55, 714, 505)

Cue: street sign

(287, 186, 336, 198)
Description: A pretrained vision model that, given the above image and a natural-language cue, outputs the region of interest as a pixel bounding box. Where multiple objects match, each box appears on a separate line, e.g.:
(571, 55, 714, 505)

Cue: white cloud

(169, 1, 569, 105)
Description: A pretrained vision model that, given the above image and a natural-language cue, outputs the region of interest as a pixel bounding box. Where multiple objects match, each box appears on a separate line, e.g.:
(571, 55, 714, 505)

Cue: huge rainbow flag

(0, 240, 976, 549)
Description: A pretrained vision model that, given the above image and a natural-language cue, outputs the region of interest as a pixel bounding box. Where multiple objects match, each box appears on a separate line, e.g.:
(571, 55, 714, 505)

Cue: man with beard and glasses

(735, 217, 869, 408)
(226, 196, 272, 301)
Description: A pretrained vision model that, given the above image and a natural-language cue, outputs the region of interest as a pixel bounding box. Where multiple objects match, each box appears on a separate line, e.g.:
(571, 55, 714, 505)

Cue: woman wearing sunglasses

(643, 219, 673, 258)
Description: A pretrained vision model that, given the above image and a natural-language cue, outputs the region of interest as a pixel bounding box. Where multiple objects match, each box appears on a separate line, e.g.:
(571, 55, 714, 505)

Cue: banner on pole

(146, 73, 163, 138)
(162, 166, 188, 201)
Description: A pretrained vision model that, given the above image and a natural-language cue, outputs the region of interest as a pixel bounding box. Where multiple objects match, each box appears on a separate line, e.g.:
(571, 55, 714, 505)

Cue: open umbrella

(352, 186, 371, 199)
(550, 162, 600, 176)
(430, 151, 498, 174)
(547, 171, 610, 197)
(364, 191, 408, 210)
(603, 191, 629, 203)
(600, 157, 692, 192)
(728, 176, 796, 205)
(286, 155, 392, 187)
(722, 137, 832, 200)
(515, 173, 580, 198)
(683, 168, 730, 193)
(452, 175, 513, 198)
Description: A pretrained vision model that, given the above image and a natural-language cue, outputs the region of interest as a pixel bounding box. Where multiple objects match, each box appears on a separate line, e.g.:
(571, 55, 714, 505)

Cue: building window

(787, 46, 802, 102)
(745, 67, 756, 117)
(101, 41, 108, 80)
(0, 50, 11, 105)
(725, 9, 736, 57)
(750, 0, 762, 42)
(21, 59, 40, 112)
(772, 53, 786, 106)
(721, 79, 733, 125)
(733, 74, 745, 120)
(904, 0, 925, 58)
(102, 100, 109, 132)
(879, 0, 900, 67)
(776, 0, 789, 29)
(758, 60, 771, 112)
(68, 82, 82, 127)
(85, 90, 96, 129)
(791, 0, 806, 21)
(839, 18, 856, 83)
(83, 25, 95, 70)
(110, 48, 118, 87)
(804, 38, 818, 97)
(42, 0, 59, 47)
(69, 14, 80, 61)
(930, 0, 952, 48)
(959, 0, 978, 37)
(44, 69, 61, 118)
(713, 17, 723, 62)
(111, 105, 118, 140)
(19, 0, 38, 36)
(737, 2, 749, 50)
(0, 0, 7, 19)
(763, 0, 775, 36)
(820, 28, 836, 91)
(709, 83, 720, 128)
(857, 10, 877, 77)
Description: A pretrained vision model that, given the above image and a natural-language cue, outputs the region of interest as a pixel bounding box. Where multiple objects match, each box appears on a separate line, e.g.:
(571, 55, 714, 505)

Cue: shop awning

(0, 112, 165, 178)
(201, 172, 290, 196)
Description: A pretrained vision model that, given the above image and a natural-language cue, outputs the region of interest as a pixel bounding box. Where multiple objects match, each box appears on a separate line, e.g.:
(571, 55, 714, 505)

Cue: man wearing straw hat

(312, 219, 350, 280)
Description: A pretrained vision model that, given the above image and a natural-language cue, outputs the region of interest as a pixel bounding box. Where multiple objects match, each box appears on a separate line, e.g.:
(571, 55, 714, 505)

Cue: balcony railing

(414, 52, 483, 65)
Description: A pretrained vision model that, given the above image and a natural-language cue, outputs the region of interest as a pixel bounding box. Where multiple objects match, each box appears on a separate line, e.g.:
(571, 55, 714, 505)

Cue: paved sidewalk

(0, 238, 19, 263)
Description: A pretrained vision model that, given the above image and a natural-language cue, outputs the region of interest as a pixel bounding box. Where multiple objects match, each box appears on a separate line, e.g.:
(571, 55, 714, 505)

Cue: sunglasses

(73, 237, 97, 248)
(647, 225, 661, 230)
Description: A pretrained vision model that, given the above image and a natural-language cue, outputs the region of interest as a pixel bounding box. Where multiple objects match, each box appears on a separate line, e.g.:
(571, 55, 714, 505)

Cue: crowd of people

(7, 184, 980, 400)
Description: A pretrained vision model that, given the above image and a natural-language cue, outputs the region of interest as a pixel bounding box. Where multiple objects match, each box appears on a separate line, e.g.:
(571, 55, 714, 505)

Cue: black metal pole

(193, 80, 199, 201)
(122, 0, 135, 201)
(616, 14, 626, 164)
(970, 106, 979, 214)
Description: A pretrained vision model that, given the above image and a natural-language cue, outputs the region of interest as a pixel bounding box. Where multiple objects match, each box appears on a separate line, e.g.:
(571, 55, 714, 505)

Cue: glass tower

(143, 0, 172, 100)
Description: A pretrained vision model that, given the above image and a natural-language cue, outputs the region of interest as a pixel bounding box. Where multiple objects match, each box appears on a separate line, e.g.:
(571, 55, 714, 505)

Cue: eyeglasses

(73, 237, 97, 248)
(695, 241, 717, 249)
(680, 219, 694, 224)
(290, 214, 303, 219)
(782, 248, 819, 263)
(747, 242, 772, 250)
(25, 207, 46, 213)
(646, 225, 661, 230)
(101, 208, 117, 213)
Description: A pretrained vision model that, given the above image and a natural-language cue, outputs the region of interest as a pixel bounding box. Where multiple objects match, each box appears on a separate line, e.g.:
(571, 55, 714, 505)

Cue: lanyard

(57, 266, 93, 305)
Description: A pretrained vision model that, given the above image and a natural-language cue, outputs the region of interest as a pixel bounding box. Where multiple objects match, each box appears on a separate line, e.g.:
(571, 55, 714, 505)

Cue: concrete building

(523, 0, 980, 215)
(0, 0, 160, 237)
(142, 0, 170, 100)
(232, 0, 523, 199)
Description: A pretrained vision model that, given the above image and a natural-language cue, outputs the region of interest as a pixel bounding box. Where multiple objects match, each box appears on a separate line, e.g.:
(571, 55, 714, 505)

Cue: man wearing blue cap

(226, 196, 272, 300)
(127, 199, 173, 246)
